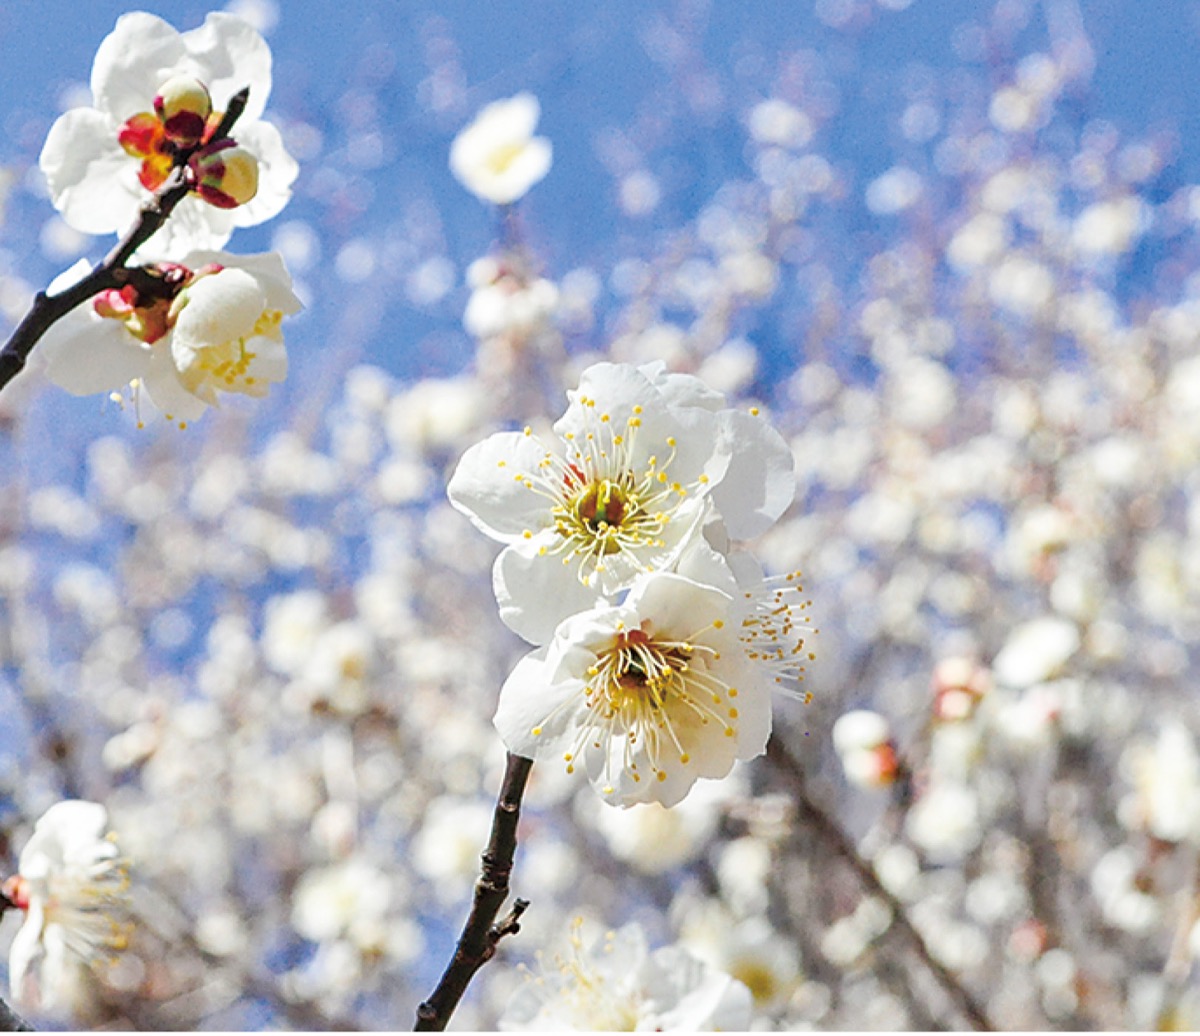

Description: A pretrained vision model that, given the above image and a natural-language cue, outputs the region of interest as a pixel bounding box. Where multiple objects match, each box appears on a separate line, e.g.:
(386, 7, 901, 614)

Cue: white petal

(91, 13, 186, 121)
(137, 195, 237, 258)
(172, 267, 267, 357)
(7, 901, 46, 1009)
(446, 430, 556, 541)
(39, 109, 143, 235)
(242, 334, 288, 391)
(181, 249, 302, 315)
(555, 362, 660, 441)
(639, 361, 725, 411)
(625, 571, 734, 643)
(493, 538, 606, 645)
(711, 408, 794, 539)
(20, 801, 110, 871)
(37, 310, 151, 396)
(181, 12, 273, 120)
(493, 648, 583, 758)
(487, 136, 552, 205)
(142, 346, 212, 423)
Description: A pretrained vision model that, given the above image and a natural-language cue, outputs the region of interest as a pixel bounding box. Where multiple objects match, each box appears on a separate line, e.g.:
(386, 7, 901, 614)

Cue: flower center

(485, 142, 525, 176)
(557, 474, 635, 556)
(530, 620, 739, 794)
(520, 399, 709, 588)
(601, 627, 693, 708)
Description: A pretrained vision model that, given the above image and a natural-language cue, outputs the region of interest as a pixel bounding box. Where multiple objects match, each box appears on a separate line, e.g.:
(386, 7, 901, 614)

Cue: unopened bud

(2, 874, 29, 911)
(189, 140, 259, 209)
(154, 75, 213, 147)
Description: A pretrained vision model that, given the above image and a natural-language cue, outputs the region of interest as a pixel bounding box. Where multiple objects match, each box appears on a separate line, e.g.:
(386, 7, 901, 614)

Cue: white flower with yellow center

(37, 250, 301, 427)
(499, 919, 753, 1031)
(495, 562, 811, 808)
(448, 361, 793, 643)
(450, 93, 552, 205)
(38, 11, 297, 256)
(3, 801, 131, 1013)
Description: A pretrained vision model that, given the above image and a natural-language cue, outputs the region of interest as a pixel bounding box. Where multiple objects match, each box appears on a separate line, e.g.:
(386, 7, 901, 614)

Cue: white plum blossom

(39, 12, 298, 255)
(4, 801, 131, 1013)
(37, 250, 301, 426)
(499, 919, 753, 1031)
(494, 565, 810, 808)
(448, 361, 794, 643)
(450, 93, 552, 205)
(905, 781, 982, 862)
(290, 859, 392, 952)
(993, 616, 1081, 688)
(1122, 722, 1200, 844)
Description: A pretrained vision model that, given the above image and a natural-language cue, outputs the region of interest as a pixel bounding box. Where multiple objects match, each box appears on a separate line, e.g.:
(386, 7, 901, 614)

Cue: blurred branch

(0, 995, 32, 1032)
(767, 737, 997, 1032)
(0, 85, 250, 398)
(414, 752, 533, 1031)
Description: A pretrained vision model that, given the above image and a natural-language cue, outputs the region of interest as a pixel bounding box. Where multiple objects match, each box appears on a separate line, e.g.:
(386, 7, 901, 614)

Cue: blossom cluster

(34, 11, 300, 427)
(449, 358, 809, 807)
(5, 0, 1200, 1031)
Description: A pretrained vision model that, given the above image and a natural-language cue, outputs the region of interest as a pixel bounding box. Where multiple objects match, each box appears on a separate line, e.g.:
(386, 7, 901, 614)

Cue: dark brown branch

(0, 995, 32, 1032)
(209, 88, 249, 149)
(767, 737, 997, 1032)
(414, 753, 533, 1031)
(0, 85, 252, 398)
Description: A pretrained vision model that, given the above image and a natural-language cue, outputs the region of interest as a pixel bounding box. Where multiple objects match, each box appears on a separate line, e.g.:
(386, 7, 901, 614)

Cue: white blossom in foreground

(39, 11, 297, 255)
(450, 93, 552, 205)
(3, 801, 131, 1013)
(38, 250, 301, 426)
(495, 565, 810, 807)
(500, 919, 752, 1031)
(448, 361, 793, 643)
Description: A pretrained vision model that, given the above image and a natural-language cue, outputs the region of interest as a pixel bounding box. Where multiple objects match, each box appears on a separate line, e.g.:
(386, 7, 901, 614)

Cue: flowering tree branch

(0, 86, 250, 398)
(414, 753, 533, 1031)
(767, 737, 997, 1032)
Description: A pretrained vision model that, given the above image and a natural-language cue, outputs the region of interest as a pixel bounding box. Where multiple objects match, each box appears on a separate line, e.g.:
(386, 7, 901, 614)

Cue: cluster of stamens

(532, 617, 740, 793)
(512, 399, 709, 587)
(517, 919, 643, 1029)
(3, 839, 133, 971)
(740, 569, 816, 700)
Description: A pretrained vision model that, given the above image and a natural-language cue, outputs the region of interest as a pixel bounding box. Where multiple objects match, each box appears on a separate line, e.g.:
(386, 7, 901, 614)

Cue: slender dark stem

(414, 753, 534, 1031)
(0, 996, 32, 1032)
(767, 738, 997, 1032)
(0, 85, 251, 398)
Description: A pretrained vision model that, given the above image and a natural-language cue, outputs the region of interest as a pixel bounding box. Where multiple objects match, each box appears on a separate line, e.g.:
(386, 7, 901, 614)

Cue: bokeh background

(1, 0, 1200, 1029)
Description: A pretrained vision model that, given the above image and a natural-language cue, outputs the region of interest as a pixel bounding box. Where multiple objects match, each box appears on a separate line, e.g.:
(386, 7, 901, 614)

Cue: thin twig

(0, 86, 251, 397)
(414, 753, 533, 1031)
(0, 996, 32, 1032)
(767, 737, 997, 1032)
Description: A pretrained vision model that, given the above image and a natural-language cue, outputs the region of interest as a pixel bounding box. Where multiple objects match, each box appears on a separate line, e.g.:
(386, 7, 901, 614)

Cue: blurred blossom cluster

(1, 0, 1199, 1030)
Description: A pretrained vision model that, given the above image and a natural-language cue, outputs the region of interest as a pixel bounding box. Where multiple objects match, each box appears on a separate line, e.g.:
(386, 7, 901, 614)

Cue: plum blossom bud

(832, 709, 899, 789)
(189, 139, 260, 209)
(154, 74, 212, 147)
(932, 657, 992, 723)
